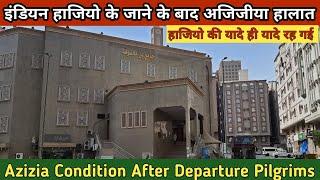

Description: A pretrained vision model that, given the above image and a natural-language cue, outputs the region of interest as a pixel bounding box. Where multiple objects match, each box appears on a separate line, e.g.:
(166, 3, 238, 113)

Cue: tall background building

(274, 43, 320, 155)
(217, 60, 242, 82)
(222, 80, 271, 158)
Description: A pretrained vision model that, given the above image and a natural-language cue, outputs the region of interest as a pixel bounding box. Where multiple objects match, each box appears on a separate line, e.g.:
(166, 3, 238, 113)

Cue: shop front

(42, 134, 76, 159)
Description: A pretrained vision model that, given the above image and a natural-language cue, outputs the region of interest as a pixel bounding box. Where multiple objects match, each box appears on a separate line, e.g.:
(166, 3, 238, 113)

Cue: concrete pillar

(185, 107, 191, 158)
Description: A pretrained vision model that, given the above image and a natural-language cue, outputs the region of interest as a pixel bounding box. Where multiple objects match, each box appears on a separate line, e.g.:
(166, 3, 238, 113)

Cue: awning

(203, 131, 221, 144)
(43, 142, 77, 148)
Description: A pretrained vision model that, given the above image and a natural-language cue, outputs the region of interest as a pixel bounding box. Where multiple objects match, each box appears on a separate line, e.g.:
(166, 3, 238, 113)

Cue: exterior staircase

(95, 134, 135, 159)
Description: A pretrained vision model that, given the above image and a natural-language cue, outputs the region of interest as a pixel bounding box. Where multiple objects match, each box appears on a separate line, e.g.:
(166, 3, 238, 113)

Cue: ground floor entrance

(232, 145, 255, 159)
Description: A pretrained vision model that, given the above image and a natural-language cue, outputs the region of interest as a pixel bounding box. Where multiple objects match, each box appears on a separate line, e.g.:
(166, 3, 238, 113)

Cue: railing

(102, 141, 135, 159)
(94, 133, 102, 154)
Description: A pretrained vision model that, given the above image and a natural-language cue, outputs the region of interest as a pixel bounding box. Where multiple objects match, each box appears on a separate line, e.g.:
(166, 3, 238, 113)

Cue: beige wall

(0, 30, 44, 158)
(0, 27, 217, 158)
(41, 27, 212, 146)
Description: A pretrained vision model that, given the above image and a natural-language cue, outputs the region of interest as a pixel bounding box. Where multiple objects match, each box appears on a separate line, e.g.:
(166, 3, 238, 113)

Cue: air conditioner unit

(84, 141, 90, 151)
(15, 153, 23, 159)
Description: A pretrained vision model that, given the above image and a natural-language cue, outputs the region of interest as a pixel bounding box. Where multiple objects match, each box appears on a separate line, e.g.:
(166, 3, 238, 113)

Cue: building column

(185, 107, 191, 158)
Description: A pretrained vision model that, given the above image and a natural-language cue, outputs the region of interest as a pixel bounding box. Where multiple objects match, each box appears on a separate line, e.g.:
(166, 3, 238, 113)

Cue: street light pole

(38, 52, 52, 159)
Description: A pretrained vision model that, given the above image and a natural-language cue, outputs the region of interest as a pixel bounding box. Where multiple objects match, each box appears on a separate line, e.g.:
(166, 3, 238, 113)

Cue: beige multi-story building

(217, 60, 242, 82)
(239, 69, 249, 81)
(274, 43, 320, 155)
(0, 27, 219, 159)
(223, 80, 270, 158)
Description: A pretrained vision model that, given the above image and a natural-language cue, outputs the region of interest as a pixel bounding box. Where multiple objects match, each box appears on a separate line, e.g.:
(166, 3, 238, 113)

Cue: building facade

(217, 60, 242, 82)
(274, 43, 320, 155)
(0, 27, 218, 159)
(223, 80, 271, 158)
(268, 81, 286, 147)
(239, 69, 249, 81)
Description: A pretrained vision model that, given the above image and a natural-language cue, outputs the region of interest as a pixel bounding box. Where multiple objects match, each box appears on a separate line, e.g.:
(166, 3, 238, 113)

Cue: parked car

(262, 147, 293, 158)
(262, 147, 278, 157)
(275, 148, 293, 158)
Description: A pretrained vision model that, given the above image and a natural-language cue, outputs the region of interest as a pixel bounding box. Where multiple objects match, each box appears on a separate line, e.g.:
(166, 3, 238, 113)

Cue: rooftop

(0, 27, 211, 60)
(106, 78, 204, 98)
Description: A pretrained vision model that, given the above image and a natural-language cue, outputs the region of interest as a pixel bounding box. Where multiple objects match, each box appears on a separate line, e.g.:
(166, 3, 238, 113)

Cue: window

(79, 53, 90, 69)
(134, 111, 140, 127)
(121, 113, 127, 128)
(261, 136, 266, 142)
(252, 117, 257, 122)
(227, 99, 231, 104)
(228, 117, 232, 122)
(141, 111, 147, 127)
(226, 90, 231, 95)
(128, 112, 133, 128)
(169, 66, 178, 79)
(77, 111, 88, 126)
(94, 89, 105, 104)
(58, 86, 71, 102)
(237, 117, 242, 122)
(260, 98, 264, 103)
(31, 54, 43, 69)
(228, 127, 233, 133)
(0, 54, 4, 69)
(147, 63, 156, 77)
(56, 110, 69, 126)
(262, 126, 267, 132)
(253, 126, 257, 132)
(78, 87, 89, 103)
(235, 90, 239, 94)
(2, 53, 15, 68)
(0, 116, 8, 133)
(0, 85, 11, 101)
(94, 56, 105, 71)
(60, 50, 72, 67)
(120, 59, 130, 73)
(237, 126, 242, 132)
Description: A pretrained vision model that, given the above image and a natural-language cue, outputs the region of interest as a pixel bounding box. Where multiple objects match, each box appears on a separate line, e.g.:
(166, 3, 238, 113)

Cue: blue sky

(74, 26, 279, 81)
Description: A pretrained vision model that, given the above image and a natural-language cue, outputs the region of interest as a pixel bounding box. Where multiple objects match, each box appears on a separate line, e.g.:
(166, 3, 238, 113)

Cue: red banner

(0, 0, 319, 26)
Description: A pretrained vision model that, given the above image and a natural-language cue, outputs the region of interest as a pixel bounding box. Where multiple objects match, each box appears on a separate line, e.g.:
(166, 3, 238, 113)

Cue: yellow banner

(166, 25, 319, 43)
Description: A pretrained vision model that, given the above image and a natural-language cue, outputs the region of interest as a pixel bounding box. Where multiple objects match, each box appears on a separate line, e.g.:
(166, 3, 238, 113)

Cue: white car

(262, 147, 278, 157)
(275, 148, 293, 158)
(262, 147, 293, 158)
